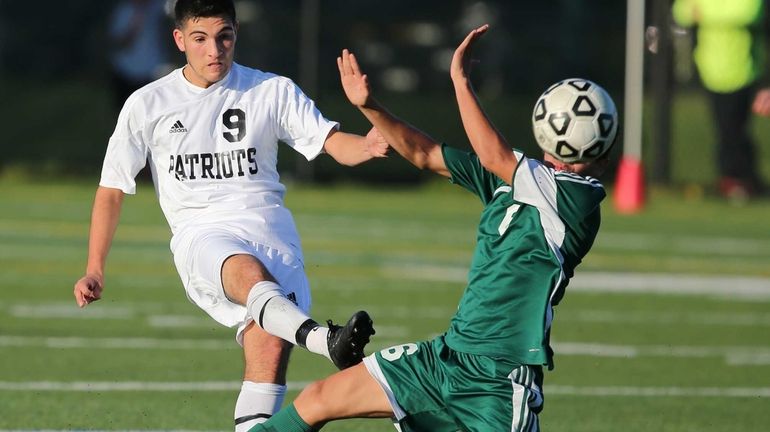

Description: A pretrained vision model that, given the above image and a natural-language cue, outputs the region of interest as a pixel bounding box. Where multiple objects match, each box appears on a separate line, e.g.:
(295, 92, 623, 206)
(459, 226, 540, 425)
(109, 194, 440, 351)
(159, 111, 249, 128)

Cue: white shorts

(171, 228, 311, 344)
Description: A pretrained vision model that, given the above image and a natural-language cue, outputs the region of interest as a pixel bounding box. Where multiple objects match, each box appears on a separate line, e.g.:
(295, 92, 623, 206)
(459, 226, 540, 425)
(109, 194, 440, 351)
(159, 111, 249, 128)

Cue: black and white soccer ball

(531, 78, 618, 163)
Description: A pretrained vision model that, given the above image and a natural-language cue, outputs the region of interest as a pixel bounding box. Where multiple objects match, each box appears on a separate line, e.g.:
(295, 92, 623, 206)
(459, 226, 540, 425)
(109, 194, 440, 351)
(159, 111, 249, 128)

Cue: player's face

(173, 16, 237, 88)
(569, 157, 610, 178)
(543, 152, 609, 177)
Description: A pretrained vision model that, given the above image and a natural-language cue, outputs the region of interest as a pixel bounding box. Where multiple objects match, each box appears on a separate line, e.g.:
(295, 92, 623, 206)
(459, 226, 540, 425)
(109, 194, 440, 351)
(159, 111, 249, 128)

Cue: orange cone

(613, 157, 646, 213)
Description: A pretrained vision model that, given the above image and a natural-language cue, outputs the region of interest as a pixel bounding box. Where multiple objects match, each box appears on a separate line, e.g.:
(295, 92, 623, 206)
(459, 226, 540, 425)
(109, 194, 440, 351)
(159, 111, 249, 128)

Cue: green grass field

(1, 177, 769, 431)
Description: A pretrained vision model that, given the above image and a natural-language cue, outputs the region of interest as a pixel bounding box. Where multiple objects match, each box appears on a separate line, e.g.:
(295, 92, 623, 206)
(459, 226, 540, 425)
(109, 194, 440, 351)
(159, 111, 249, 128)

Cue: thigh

(229, 244, 312, 345)
(172, 229, 254, 327)
(222, 243, 312, 309)
(366, 338, 459, 432)
(251, 243, 311, 313)
(173, 229, 311, 331)
(447, 359, 543, 432)
(294, 362, 394, 424)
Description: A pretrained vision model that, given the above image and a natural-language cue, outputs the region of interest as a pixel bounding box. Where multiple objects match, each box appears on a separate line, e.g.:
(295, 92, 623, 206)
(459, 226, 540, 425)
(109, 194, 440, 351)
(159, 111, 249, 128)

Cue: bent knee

(295, 379, 336, 422)
(295, 372, 392, 422)
(299, 379, 328, 401)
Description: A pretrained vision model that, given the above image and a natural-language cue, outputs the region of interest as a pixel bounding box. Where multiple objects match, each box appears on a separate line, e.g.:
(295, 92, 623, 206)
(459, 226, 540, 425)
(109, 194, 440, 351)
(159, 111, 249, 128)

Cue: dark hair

(173, 0, 237, 28)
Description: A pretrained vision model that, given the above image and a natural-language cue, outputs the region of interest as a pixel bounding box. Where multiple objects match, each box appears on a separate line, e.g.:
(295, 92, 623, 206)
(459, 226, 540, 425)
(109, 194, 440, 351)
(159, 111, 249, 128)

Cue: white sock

(304, 325, 330, 360)
(245, 281, 330, 358)
(233, 381, 286, 432)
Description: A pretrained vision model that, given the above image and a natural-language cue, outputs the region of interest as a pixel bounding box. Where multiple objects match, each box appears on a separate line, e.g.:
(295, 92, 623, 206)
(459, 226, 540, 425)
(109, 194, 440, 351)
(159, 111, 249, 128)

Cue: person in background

(673, 0, 767, 202)
(108, 0, 171, 110)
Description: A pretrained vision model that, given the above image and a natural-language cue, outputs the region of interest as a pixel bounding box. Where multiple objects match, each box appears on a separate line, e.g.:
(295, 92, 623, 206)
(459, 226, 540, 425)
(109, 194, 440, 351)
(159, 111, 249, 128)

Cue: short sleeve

(275, 78, 339, 161)
(441, 144, 515, 205)
(99, 98, 149, 194)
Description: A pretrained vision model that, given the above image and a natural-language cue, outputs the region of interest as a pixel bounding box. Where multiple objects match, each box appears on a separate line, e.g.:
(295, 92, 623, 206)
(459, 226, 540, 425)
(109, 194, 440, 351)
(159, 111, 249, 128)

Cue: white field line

(552, 342, 770, 365)
(595, 232, 770, 256)
(6, 302, 450, 319)
(6, 303, 770, 331)
(146, 315, 217, 328)
(0, 325, 409, 350)
(568, 272, 770, 300)
(0, 335, 235, 350)
(546, 385, 770, 398)
(7, 303, 452, 324)
(9, 304, 135, 320)
(5, 272, 769, 326)
(384, 268, 770, 300)
(2, 335, 769, 365)
(559, 310, 770, 327)
(0, 380, 767, 398)
(0, 430, 217, 432)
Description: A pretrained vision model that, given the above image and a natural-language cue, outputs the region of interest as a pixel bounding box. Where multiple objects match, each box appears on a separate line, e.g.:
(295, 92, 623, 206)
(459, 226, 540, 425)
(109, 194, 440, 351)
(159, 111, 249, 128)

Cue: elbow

(411, 148, 436, 171)
(337, 158, 357, 168)
(410, 153, 428, 170)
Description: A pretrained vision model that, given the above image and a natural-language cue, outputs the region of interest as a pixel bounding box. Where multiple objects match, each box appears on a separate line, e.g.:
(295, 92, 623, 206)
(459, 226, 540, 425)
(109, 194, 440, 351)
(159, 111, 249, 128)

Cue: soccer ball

(531, 78, 618, 163)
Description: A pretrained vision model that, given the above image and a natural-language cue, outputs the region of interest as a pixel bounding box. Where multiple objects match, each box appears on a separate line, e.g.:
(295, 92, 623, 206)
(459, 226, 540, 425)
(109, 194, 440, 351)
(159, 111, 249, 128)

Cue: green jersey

(442, 145, 605, 368)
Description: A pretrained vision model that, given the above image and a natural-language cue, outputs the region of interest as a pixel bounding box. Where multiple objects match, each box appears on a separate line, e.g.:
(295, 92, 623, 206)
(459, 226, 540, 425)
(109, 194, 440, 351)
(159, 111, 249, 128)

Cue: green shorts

(363, 335, 544, 432)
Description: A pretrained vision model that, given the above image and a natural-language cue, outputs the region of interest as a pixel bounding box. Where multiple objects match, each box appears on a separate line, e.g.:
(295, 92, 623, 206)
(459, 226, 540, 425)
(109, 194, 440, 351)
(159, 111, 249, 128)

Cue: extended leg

(223, 253, 375, 430)
(248, 362, 394, 431)
(221, 254, 375, 368)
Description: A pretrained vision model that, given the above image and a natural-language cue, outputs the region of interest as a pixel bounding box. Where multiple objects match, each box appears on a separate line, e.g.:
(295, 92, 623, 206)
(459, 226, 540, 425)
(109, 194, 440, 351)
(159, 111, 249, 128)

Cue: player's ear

(173, 28, 186, 52)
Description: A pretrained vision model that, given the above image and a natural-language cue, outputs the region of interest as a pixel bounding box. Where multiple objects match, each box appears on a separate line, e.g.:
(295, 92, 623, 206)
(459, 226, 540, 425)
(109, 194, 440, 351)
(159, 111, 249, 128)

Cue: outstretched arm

(450, 24, 519, 185)
(322, 127, 389, 167)
(73, 186, 124, 307)
(337, 49, 450, 177)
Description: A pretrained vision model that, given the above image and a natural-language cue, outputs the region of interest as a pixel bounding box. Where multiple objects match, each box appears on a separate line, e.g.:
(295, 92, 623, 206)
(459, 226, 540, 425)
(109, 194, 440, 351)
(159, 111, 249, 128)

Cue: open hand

(450, 24, 489, 82)
(338, 49, 371, 107)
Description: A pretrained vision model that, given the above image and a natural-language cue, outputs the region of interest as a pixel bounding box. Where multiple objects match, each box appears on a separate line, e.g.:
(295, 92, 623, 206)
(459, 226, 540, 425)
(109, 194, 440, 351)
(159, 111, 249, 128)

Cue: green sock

(247, 403, 314, 432)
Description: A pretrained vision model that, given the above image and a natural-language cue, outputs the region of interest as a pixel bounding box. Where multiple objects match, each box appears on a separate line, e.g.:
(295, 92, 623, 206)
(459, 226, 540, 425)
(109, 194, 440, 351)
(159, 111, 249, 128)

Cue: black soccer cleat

(327, 310, 375, 370)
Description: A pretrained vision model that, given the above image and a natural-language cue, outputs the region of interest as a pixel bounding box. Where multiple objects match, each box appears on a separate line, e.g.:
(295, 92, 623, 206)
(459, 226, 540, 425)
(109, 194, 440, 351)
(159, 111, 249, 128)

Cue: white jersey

(100, 63, 339, 261)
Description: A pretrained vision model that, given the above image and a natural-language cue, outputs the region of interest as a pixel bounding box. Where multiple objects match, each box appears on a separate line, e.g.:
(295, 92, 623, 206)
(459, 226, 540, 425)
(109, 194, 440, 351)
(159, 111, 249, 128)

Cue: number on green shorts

(380, 343, 418, 361)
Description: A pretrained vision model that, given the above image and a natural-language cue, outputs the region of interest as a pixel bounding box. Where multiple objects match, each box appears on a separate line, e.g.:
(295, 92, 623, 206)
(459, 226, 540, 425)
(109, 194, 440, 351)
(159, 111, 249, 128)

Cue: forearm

(336, 48, 446, 175)
(452, 77, 517, 178)
(85, 186, 124, 277)
(323, 131, 376, 166)
(358, 100, 443, 173)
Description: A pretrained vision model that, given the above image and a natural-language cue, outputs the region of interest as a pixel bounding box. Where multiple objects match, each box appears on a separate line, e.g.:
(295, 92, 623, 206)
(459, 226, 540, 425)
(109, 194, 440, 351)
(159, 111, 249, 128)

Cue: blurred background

(4, 0, 767, 195)
(2, 2, 770, 431)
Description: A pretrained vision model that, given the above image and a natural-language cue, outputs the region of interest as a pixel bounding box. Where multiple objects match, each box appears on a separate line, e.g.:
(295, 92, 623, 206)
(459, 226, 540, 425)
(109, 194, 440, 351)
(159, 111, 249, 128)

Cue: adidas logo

(169, 120, 188, 133)
(286, 292, 297, 306)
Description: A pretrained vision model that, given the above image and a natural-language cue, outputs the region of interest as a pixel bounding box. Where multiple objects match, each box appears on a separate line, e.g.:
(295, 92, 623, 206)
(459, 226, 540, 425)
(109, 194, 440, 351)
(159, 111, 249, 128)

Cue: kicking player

(249, 24, 613, 432)
(72, 0, 379, 430)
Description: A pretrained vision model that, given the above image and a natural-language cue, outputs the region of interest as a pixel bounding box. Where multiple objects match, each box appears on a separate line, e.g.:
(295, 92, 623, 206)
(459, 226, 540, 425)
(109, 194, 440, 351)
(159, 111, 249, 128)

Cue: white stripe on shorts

(363, 354, 407, 420)
(509, 366, 540, 432)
